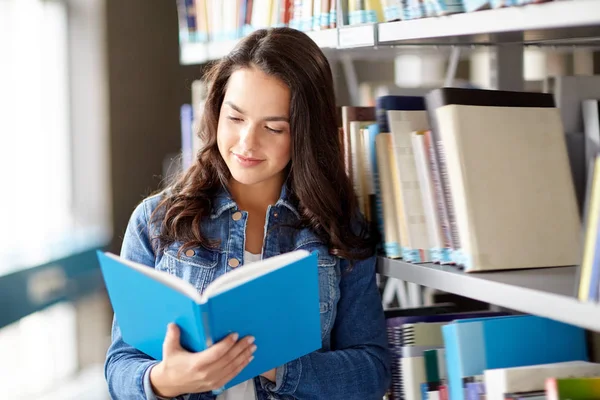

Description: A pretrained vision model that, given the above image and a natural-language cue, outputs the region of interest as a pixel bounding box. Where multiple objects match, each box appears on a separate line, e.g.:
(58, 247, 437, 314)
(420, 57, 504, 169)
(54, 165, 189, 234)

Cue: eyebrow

(224, 101, 289, 123)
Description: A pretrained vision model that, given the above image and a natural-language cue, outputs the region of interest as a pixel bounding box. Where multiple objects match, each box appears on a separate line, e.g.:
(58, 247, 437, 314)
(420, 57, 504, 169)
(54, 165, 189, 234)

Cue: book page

(201, 250, 310, 302)
(105, 252, 203, 303)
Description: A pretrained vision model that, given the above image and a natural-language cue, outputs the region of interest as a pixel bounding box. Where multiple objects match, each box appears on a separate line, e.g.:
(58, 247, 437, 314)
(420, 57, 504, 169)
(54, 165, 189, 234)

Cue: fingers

(212, 336, 256, 372)
(216, 338, 256, 378)
(199, 333, 239, 364)
(162, 323, 182, 357)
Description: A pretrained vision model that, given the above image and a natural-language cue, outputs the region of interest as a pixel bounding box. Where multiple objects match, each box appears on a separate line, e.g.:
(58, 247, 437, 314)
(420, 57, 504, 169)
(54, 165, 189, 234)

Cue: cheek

(271, 135, 291, 164)
(216, 122, 234, 154)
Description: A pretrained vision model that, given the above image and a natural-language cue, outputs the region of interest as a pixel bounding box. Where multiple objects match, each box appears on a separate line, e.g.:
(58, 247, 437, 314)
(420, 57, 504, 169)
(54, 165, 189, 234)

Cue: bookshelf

(377, 0, 600, 45)
(177, 0, 600, 332)
(179, 0, 600, 65)
(377, 258, 600, 332)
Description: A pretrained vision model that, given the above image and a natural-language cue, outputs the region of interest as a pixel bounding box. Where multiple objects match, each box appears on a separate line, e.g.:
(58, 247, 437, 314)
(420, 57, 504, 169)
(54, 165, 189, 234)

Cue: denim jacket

(105, 184, 391, 400)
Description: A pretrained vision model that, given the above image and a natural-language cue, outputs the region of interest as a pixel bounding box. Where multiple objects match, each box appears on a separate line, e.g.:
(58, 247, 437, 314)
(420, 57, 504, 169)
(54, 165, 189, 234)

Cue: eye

(228, 116, 243, 123)
(266, 126, 284, 134)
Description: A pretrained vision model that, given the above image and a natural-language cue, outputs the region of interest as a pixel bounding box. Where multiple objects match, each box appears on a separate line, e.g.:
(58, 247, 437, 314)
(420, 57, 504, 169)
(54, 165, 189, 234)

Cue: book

(485, 361, 600, 400)
(97, 249, 321, 393)
(546, 377, 600, 400)
(435, 105, 581, 271)
(578, 155, 600, 302)
(341, 106, 376, 186)
(443, 315, 588, 400)
(387, 110, 431, 262)
(424, 88, 555, 265)
(583, 99, 600, 172)
(375, 133, 403, 258)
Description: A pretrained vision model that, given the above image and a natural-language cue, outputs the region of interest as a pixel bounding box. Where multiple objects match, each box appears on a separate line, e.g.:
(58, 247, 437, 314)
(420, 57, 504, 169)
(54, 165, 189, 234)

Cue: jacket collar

(210, 178, 300, 219)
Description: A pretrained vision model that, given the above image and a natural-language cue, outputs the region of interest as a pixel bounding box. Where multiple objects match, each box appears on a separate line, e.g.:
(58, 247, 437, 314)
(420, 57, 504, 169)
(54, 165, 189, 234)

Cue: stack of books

(384, 305, 598, 400)
(341, 87, 582, 273)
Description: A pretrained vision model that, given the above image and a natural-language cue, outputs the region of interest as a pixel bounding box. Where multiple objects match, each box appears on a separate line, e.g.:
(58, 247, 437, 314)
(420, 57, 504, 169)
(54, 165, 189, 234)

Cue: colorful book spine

(578, 156, 600, 301)
(546, 377, 600, 400)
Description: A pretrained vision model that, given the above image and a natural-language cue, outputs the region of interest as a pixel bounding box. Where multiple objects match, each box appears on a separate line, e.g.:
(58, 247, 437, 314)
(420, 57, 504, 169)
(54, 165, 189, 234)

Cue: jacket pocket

(161, 243, 220, 295)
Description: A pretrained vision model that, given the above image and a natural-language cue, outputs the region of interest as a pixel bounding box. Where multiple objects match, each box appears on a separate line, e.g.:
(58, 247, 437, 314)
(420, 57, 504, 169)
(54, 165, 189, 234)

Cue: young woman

(105, 27, 391, 400)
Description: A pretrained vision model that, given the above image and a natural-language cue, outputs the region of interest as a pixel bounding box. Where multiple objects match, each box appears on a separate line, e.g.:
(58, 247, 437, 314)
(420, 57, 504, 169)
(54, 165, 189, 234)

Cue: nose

(239, 123, 259, 149)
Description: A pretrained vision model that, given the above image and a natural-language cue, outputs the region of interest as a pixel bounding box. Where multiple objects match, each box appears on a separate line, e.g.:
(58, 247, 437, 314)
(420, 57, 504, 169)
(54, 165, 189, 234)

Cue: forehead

(224, 67, 290, 114)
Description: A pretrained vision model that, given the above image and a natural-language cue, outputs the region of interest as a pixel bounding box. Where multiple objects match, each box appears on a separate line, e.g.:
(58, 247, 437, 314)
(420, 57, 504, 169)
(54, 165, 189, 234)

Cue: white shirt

(216, 251, 261, 400)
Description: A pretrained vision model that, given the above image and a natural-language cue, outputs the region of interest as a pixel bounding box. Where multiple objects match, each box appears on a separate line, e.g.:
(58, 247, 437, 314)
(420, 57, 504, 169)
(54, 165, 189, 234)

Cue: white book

(412, 132, 444, 262)
(583, 99, 600, 169)
(388, 110, 430, 262)
(402, 356, 426, 400)
(485, 361, 600, 400)
(375, 133, 402, 258)
(436, 105, 581, 271)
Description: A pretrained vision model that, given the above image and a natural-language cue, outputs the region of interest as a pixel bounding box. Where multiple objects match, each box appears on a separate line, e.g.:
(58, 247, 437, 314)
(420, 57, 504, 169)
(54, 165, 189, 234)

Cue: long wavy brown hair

(152, 27, 376, 261)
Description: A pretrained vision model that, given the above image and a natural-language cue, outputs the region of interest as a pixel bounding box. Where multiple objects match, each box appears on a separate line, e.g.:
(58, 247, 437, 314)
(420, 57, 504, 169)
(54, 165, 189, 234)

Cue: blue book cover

(442, 315, 588, 400)
(97, 250, 321, 393)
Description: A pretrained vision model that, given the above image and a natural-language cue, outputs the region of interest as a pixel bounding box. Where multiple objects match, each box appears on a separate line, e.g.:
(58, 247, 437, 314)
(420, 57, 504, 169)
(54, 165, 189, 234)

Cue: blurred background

(1, 0, 599, 398)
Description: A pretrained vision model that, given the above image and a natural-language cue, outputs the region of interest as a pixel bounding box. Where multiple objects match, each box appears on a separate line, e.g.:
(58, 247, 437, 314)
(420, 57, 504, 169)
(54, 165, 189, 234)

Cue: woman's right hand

(149, 323, 257, 398)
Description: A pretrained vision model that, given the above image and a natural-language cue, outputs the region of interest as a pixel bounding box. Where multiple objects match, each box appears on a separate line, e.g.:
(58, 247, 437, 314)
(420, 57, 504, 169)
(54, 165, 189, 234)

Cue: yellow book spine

(579, 158, 600, 301)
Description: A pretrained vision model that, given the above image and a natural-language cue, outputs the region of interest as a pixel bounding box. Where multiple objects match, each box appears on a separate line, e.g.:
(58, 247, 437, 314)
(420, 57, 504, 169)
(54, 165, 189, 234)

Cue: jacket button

(185, 249, 195, 257)
(273, 212, 279, 218)
(232, 211, 242, 221)
(228, 258, 240, 268)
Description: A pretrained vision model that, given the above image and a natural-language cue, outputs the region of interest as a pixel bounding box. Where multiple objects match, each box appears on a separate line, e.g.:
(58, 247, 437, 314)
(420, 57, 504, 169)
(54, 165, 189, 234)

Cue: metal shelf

(179, 0, 600, 64)
(377, 257, 600, 331)
(378, 0, 600, 45)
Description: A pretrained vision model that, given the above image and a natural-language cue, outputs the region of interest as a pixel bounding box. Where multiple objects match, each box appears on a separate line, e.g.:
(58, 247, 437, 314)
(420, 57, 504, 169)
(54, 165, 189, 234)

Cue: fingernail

(247, 336, 255, 344)
(231, 333, 239, 342)
(249, 356, 254, 362)
(251, 345, 257, 353)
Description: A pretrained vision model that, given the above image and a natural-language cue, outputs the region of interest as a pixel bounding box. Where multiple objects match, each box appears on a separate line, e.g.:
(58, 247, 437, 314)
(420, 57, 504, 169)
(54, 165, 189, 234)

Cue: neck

(228, 176, 284, 213)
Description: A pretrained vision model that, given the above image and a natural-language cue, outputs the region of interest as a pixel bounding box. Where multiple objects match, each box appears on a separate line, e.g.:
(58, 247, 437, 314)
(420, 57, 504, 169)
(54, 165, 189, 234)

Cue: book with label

(435, 105, 581, 271)
(97, 249, 321, 393)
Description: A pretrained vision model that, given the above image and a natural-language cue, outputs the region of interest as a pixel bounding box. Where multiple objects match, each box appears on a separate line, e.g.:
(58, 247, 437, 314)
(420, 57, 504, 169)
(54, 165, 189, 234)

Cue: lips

(233, 153, 264, 167)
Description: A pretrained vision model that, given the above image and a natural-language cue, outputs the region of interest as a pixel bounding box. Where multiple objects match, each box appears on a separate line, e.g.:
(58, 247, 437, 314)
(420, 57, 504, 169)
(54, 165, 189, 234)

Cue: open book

(97, 250, 321, 392)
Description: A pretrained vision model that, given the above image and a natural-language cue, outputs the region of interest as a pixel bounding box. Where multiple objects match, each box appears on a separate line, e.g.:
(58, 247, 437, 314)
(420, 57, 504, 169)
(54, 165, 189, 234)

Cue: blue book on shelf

(442, 315, 588, 400)
(180, 104, 193, 171)
(97, 250, 321, 394)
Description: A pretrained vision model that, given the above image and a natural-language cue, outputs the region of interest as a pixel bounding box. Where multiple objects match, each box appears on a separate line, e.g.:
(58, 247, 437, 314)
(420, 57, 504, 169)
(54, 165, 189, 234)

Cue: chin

(230, 169, 269, 186)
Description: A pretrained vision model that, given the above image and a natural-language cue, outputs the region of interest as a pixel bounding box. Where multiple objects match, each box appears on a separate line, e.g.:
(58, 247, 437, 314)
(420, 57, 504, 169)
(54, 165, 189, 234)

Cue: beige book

(361, 128, 375, 222)
(350, 121, 374, 216)
(436, 105, 581, 272)
(388, 110, 431, 262)
(375, 133, 402, 258)
(412, 132, 444, 262)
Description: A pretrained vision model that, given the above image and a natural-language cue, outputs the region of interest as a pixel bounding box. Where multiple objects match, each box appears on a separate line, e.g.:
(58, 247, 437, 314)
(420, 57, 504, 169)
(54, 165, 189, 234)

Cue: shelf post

(491, 33, 524, 91)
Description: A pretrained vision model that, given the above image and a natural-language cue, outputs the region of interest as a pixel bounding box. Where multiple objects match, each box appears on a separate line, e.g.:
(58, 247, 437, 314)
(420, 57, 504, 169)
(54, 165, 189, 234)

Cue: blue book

(442, 315, 588, 400)
(180, 104, 193, 171)
(97, 250, 321, 394)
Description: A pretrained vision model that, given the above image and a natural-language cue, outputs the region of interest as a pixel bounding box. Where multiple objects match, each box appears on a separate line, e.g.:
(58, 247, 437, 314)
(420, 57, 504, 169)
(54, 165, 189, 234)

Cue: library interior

(4, 0, 600, 399)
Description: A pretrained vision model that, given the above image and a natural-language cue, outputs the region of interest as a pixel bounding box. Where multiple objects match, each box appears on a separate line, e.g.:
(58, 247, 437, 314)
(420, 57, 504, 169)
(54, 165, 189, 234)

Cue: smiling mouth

(233, 153, 264, 166)
(234, 153, 262, 162)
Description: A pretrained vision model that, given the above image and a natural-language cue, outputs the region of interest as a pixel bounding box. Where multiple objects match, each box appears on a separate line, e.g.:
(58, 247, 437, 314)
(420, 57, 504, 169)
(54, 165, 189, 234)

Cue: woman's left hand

(261, 368, 276, 382)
